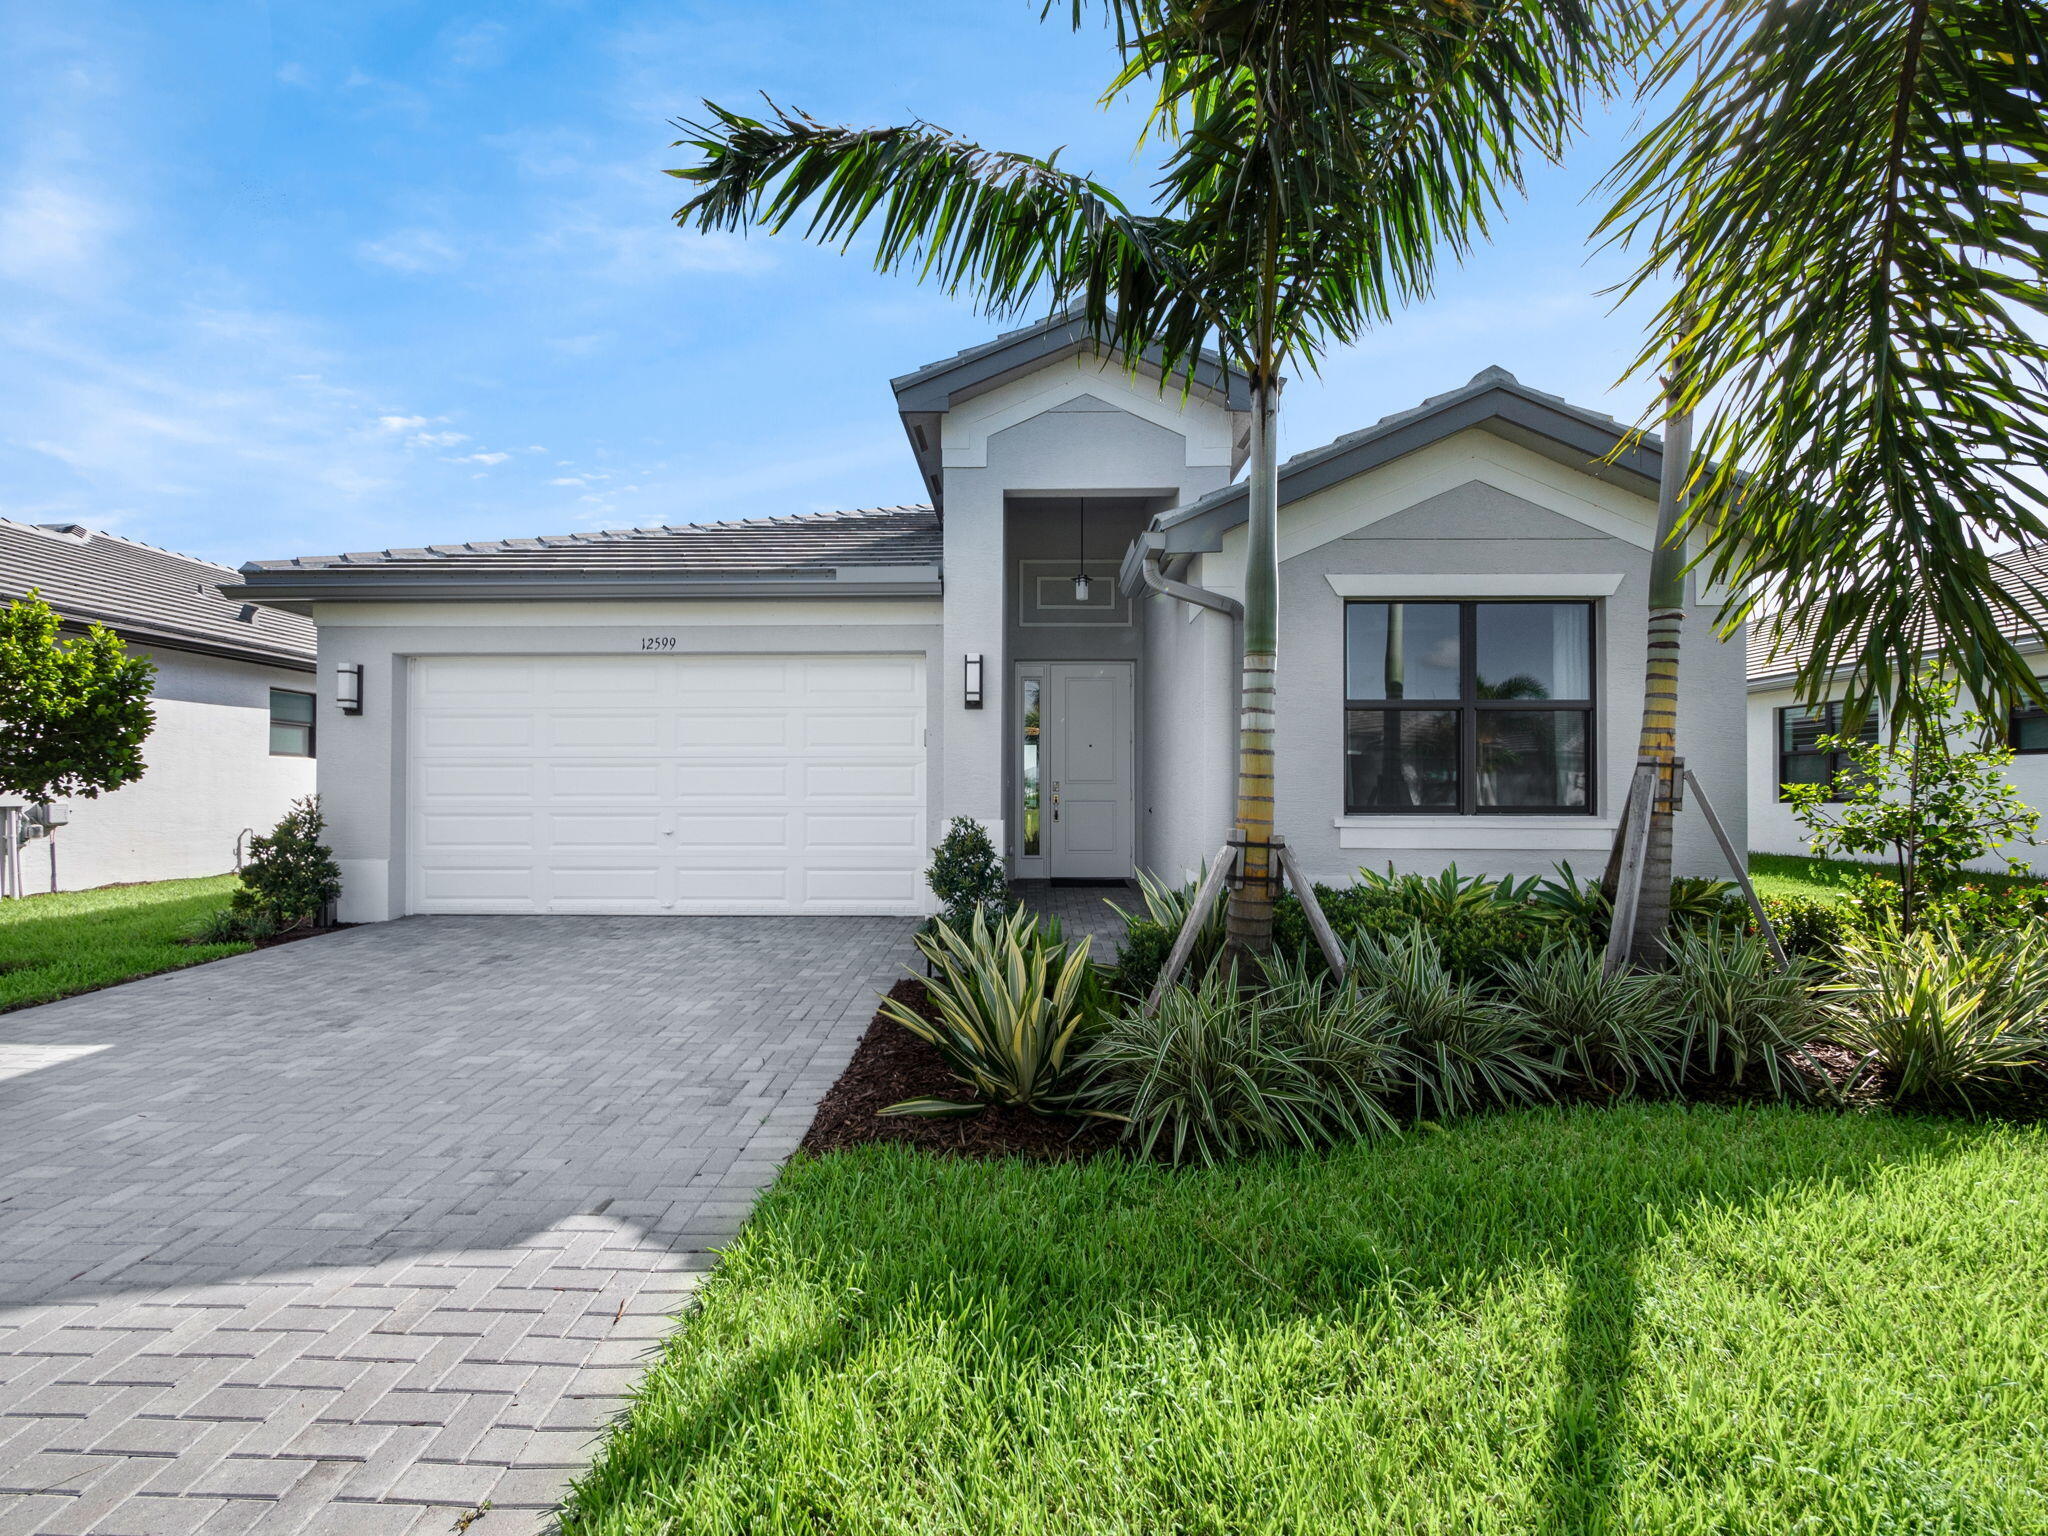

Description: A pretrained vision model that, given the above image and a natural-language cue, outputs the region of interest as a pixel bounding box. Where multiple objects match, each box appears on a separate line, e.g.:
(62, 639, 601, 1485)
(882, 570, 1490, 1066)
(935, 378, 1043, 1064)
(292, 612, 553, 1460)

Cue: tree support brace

(1143, 832, 1347, 1014)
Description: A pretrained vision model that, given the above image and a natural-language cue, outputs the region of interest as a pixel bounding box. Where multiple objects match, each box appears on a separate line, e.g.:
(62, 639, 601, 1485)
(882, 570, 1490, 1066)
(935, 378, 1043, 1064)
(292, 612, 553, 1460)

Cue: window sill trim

(1334, 817, 1616, 852)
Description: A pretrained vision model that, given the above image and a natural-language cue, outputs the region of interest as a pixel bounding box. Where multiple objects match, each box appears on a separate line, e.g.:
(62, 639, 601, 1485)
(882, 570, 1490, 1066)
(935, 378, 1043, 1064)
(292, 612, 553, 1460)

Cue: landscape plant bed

(801, 979, 1122, 1161)
(801, 979, 1919, 1165)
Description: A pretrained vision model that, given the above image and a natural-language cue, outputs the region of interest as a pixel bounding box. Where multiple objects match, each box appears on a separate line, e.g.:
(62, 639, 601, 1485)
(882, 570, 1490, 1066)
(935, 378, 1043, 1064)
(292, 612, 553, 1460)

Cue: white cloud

(452, 451, 509, 465)
(549, 476, 585, 486)
(408, 430, 469, 448)
(0, 180, 120, 291)
(376, 414, 428, 433)
(445, 21, 509, 72)
(356, 228, 460, 274)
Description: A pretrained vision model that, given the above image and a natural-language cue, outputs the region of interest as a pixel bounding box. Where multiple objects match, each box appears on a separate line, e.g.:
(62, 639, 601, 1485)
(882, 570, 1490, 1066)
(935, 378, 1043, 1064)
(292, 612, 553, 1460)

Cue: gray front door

(1045, 661, 1134, 880)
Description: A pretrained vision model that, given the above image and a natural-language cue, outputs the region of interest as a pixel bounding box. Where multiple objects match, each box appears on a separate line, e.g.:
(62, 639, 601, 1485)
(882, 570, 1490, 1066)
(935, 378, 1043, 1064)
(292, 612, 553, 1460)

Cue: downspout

(1132, 531, 1243, 621)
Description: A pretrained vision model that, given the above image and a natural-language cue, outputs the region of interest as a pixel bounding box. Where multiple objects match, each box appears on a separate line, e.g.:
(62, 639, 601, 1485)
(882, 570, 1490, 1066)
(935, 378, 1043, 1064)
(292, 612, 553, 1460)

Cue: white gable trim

(938, 354, 1237, 469)
(1324, 572, 1626, 598)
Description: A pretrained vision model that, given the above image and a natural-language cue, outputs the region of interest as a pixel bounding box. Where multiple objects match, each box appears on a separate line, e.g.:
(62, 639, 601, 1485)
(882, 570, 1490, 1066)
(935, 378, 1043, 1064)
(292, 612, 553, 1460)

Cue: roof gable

(1155, 366, 1663, 554)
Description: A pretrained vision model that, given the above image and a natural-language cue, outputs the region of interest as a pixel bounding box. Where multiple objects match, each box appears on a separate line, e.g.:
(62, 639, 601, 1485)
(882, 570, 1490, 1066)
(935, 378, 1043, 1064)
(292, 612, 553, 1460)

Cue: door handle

(1051, 780, 1060, 822)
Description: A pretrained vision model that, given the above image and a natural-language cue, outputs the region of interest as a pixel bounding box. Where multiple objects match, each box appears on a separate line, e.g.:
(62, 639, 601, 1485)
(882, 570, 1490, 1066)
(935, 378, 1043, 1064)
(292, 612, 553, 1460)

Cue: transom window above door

(1343, 600, 1595, 815)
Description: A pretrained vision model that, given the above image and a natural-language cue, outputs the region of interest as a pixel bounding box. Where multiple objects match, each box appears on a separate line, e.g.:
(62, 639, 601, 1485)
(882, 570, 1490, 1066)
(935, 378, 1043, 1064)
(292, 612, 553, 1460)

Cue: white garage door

(407, 653, 927, 915)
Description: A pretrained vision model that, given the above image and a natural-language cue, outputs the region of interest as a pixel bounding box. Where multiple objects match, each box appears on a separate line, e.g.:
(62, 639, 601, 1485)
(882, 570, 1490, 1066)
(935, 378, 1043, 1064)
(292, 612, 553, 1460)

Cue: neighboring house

(227, 313, 1747, 922)
(0, 519, 318, 893)
(1747, 543, 2048, 866)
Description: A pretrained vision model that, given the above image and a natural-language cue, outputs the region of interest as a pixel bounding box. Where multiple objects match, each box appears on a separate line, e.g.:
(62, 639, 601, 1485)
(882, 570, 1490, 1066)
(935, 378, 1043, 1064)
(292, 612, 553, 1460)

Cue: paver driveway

(0, 915, 909, 1535)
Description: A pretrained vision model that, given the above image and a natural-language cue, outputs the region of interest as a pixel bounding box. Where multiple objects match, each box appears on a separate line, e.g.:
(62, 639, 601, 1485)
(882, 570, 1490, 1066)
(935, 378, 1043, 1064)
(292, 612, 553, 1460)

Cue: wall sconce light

(335, 662, 364, 716)
(963, 653, 984, 709)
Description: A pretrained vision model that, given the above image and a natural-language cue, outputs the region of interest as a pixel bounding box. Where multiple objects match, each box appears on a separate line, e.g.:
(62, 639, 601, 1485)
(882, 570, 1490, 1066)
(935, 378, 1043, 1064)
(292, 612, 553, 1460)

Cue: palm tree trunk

(1223, 375, 1281, 965)
(1623, 398, 1693, 962)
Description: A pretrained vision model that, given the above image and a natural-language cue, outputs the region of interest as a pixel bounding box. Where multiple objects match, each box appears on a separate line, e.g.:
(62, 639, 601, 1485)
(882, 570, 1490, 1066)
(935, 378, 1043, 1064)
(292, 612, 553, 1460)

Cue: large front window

(1343, 600, 1594, 814)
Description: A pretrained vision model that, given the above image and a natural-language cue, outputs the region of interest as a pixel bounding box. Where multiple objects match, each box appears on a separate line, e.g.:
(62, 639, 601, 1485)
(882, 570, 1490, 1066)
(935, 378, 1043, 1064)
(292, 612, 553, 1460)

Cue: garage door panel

(546, 762, 662, 800)
(422, 713, 536, 750)
(804, 712, 921, 750)
(675, 763, 792, 800)
(419, 763, 534, 800)
(419, 812, 538, 850)
(545, 812, 663, 849)
(675, 712, 792, 749)
(805, 813, 922, 848)
(544, 713, 662, 750)
(411, 654, 925, 915)
(803, 762, 921, 801)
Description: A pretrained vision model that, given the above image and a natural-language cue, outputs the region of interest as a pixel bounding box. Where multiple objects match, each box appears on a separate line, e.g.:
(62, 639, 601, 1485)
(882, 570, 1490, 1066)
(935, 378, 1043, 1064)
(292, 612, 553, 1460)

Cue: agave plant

(1663, 923, 1830, 1099)
(879, 908, 1099, 1117)
(1823, 919, 2048, 1110)
(1493, 943, 1680, 1095)
(1347, 928, 1554, 1119)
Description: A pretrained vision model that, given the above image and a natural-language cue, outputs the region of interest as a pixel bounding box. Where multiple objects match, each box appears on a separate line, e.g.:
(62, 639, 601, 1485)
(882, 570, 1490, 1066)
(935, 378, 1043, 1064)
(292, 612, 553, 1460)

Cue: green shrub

(1347, 928, 1554, 1118)
(1751, 893, 1851, 961)
(1108, 919, 1176, 1000)
(925, 816, 1012, 930)
(1077, 962, 1400, 1165)
(1493, 943, 1681, 1094)
(190, 905, 278, 945)
(1277, 876, 1557, 985)
(879, 907, 1098, 1116)
(1533, 863, 1743, 947)
(1824, 919, 2048, 1109)
(1105, 866, 1226, 996)
(232, 796, 341, 930)
(1664, 923, 1831, 1098)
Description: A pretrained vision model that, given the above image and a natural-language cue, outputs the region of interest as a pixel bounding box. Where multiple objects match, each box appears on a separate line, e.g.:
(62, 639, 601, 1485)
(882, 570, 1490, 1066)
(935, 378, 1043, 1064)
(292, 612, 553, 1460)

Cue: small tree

(0, 590, 156, 897)
(233, 797, 343, 931)
(925, 816, 1012, 931)
(0, 589, 156, 806)
(1783, 669, 2039, 931)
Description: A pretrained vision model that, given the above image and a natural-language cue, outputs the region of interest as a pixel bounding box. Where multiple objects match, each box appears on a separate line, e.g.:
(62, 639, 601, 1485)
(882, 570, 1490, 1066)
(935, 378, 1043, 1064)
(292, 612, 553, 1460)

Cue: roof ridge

(0, 515, 236, 576)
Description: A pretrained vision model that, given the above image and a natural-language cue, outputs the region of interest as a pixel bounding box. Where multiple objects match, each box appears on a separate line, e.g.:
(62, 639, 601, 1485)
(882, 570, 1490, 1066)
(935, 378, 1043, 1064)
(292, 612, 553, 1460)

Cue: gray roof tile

(241, 505, 940, 579)
(1747, 543, 2048, 685)
(0, 519, 314, 669)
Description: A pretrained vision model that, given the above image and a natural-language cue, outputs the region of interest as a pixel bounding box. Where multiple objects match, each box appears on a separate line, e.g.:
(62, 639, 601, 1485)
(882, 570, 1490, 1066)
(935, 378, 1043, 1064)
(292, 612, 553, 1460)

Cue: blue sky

(0, 1, 1673, 569)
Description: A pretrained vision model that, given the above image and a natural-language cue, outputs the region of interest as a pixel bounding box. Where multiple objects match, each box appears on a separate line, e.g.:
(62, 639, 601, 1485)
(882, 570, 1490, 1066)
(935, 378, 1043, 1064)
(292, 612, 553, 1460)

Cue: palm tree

(1600, 0, 2048, 738)
(670, 0, 1629, 960)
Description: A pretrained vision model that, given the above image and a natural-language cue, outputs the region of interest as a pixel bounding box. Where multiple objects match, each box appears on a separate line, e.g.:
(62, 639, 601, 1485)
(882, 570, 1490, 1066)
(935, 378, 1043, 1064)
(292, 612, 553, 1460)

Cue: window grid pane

(2011, 705, 2047, 754)
(1341, 599, 1596, 815)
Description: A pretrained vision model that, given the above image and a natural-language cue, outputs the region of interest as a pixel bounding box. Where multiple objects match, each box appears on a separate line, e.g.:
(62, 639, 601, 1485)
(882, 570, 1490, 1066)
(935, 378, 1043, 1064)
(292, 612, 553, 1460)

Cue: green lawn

(562, 1106, 2048, 1535)
(0, 874, 248, 1012)
(1750, 850, 2047, 903)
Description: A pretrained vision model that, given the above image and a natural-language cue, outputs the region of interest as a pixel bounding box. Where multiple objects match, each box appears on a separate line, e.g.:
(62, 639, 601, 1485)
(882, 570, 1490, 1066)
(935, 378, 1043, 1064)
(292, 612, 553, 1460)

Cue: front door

(1043, 662, 1134, 880)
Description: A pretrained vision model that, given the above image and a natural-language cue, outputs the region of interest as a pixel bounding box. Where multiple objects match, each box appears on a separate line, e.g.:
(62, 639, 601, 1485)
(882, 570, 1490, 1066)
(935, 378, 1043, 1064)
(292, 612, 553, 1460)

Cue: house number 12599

(640, 635, 677, 651)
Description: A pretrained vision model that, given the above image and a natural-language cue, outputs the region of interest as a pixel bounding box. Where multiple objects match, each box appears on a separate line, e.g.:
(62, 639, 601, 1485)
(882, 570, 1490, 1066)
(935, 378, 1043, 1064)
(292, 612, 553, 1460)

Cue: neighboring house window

(1343, 600, 1595, 815)
(1776, 701, 1876, 798)
(269, 688, 315, 757)
(2012, 701, 2048, 755)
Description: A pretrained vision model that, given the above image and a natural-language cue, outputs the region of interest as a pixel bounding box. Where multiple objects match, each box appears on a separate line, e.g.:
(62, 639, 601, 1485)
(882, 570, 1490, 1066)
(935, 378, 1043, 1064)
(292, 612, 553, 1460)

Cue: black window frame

(268, 687, 316, 759)
(1342, 598, 1598, 817)
(2011, 701, 2048, 756)
(1775, 701, 1876, 800)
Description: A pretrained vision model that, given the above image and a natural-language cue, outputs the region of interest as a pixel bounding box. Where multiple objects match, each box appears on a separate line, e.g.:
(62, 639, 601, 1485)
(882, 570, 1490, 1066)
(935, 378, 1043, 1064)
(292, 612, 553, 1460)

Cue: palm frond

(1600, 0, 2048, 721)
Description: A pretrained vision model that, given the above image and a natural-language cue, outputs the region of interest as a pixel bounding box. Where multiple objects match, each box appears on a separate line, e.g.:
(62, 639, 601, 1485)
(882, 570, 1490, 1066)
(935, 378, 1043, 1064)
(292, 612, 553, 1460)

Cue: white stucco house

(0, 518, 318, 894)
(1748, 543, 2048, 866)
(226, 313, 1749, 923)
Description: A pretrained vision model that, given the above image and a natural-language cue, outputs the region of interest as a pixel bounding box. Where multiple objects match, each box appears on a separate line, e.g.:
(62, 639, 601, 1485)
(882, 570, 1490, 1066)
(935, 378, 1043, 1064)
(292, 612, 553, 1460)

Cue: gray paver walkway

(0, 915, 910, 1535)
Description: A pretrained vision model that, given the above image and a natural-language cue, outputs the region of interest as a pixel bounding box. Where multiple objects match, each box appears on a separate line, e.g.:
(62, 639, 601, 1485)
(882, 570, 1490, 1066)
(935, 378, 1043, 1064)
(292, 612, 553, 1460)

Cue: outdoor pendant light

(1072, 501, 1092, 603)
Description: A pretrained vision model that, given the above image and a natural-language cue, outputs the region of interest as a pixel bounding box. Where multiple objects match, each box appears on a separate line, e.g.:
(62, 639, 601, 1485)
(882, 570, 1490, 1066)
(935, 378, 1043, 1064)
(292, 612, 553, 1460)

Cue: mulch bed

(800, 979, 1122, 1162)
(251, 923, 353, 950)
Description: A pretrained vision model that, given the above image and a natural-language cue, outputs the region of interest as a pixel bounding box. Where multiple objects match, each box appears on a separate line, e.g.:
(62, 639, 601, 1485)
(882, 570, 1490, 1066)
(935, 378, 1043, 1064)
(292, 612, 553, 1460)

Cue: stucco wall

(27, 645, 316, 893)
(938, 366, 1238, 863)
(1748, 668, 2048, 870)
(1190, 430, 1749, 887)
(309, 599, 944, 923)
(1137, 581, 1237, 882)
